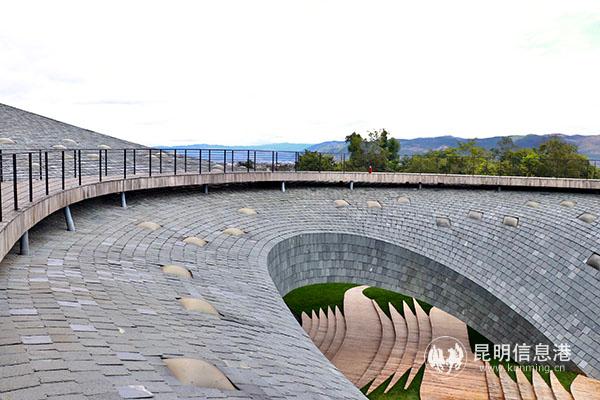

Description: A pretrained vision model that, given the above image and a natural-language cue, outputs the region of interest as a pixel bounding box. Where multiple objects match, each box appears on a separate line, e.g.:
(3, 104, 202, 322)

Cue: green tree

(536, 137, 592, 178)
(496, 148, 539, 176)
(296, 150, 336, 171)
(452, 141, 497, 175)
(345, 129, 400, 171)
(345, 132, 367, 170)
(491, 136, 516, 160)
(401, 141, 496, 175)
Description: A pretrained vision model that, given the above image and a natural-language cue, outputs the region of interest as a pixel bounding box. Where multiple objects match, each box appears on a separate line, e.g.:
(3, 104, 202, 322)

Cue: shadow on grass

(361, 365, 424, 400)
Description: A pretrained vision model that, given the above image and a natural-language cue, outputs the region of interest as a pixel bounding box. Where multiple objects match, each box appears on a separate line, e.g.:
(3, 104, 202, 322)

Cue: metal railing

(0, 148, 307, 222)
(0, 147, 598, 222)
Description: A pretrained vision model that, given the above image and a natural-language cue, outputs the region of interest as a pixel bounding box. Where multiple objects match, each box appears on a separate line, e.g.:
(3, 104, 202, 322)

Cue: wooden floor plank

(532, 369, 555, 400)
(313, 308, 328, 348)
(357, 300, 395, 389)
(515, 367, 536, 400)
(386, 301, 419, 392)
(319, 306, 336, 355)
(571, 375, 600, 400)
(420, 307, 488, 400)
(301, 311, 311, 335)
(308, 309, 319, 341)
(367, 303, 407, 394)
(500, 365, 523, 400)
(485, 361, 505, 400)
(331, 285, 382, 385)
(324, 305, 345, 360)
(549, 371, 573, 400)
(405, 300, 431, 389)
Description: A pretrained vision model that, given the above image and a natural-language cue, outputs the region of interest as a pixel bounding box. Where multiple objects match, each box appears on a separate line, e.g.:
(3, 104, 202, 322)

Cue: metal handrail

(0, 147, 598, 223)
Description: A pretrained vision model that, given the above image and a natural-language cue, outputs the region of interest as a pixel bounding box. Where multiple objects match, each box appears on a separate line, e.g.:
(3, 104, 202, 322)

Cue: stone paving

(0, 185, 599, 399)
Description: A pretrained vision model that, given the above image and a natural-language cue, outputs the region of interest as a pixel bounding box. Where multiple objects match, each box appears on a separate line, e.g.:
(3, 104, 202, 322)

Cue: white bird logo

(427, 341, 465, 375)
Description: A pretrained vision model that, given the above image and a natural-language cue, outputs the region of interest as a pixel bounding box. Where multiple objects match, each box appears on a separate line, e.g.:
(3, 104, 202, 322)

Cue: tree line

(297, 130, 599, 178)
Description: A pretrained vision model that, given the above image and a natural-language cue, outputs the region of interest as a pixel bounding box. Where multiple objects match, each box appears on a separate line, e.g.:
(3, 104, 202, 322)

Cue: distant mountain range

(163, 134, 600, 159)
(162, 143, 312, 152)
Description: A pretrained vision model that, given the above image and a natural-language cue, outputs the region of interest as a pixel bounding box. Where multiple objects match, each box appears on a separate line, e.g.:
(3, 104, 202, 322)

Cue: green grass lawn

(362, 366, 424, 400)
(283, 282, 579, 396)
(283, 282, 358, 321)
(362, 286, 432, 318)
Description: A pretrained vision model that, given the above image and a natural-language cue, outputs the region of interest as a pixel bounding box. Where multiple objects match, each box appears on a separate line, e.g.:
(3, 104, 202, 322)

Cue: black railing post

(99, 149, 102, 182)
(174, 149, 177, 175)
(295, 152, 299, 172)
(73, 150, 77, 177)
(104, 149, 108, 176)
(44, 152, 49, 195)
(247, 150, 250, 173)
(12, 153, 18, 210)
(271, 151, 275, 172)
(223, 150, 227, 173)
(199, 149, 202, 174)
(184, 149, 187, 173)
(149, 149, 152, 177)
(254, 151, 256, 171)
(208, 150, 212, 172)
(231, 150, 234, 172)
(61, 151, 65, 190)
(78, 150, 81, 186)
(28, 152, 33, 202)
(123, 149, 127, 179)
(133, 149, 137, 175)
(38, 150, 42, 180)
(159, 149, 163, 174)
(0, 149, 3, 183)
(275, 152, 278, 172)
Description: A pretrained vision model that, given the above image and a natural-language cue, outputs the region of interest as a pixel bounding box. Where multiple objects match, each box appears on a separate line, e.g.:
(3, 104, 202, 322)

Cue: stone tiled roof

(0, 103, 144, 150)
(1, 186, 599, 399)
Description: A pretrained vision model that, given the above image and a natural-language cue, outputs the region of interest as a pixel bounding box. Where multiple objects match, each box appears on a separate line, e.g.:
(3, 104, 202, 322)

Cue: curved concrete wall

(267, 232, 577, 371)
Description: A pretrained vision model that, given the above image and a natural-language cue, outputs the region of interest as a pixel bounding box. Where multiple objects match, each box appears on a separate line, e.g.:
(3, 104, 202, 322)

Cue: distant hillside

(307, 134, 600, 159)
(161, 143, 311, 152)
(160, 134, 600, 159)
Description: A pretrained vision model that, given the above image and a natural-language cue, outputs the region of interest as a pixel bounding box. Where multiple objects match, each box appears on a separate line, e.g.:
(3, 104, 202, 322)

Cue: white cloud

(0, 0, 599, 145)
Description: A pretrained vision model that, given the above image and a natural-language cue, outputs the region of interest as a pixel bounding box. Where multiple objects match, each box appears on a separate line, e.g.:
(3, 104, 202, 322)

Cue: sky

(1, 1, 600, 146)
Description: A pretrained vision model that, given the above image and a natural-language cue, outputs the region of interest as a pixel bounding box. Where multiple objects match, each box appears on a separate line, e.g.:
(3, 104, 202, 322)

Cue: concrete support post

(19, 231, 29, 256)
(349, 181, 354, 190)
(203, 184, 209, 194)
(281, 181, 286, 193)
(120, 192, 127, 208)
(64, 206, 75, 232)
(418, 182, 422, 190)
